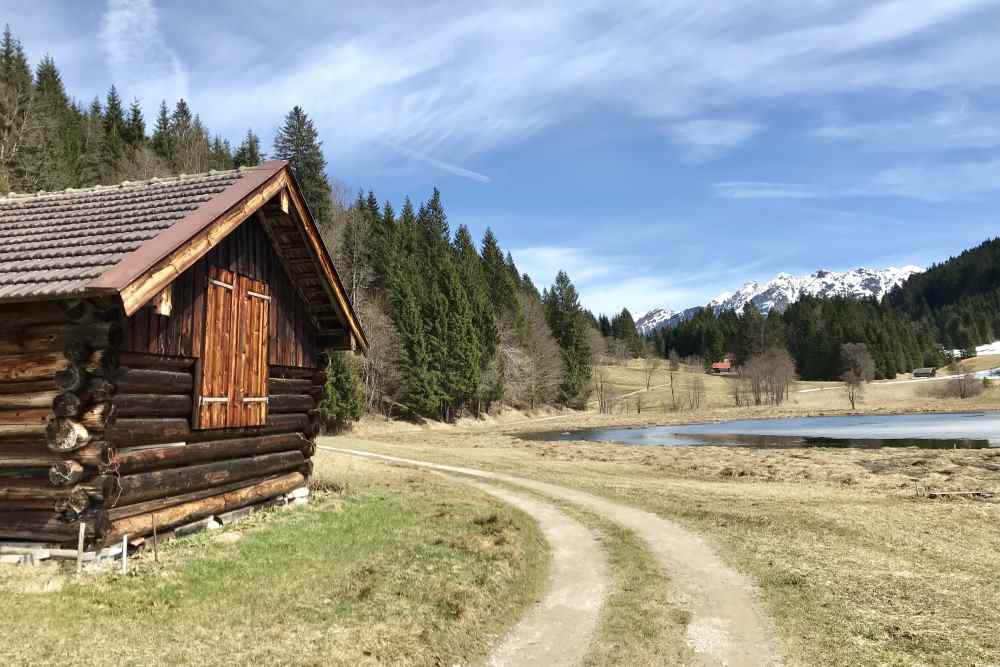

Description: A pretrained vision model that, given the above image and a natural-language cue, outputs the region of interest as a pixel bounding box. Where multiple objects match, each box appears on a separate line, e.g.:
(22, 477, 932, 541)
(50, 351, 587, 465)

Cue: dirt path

(321, 444, 784, 667)
(322, 448, 609, 665)
(462, 480, 609, 667)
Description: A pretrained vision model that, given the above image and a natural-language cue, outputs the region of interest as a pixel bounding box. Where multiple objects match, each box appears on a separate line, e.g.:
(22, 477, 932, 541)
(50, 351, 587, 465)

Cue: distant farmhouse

(0, 161, 365, 548)
(711, 354, 735, 374)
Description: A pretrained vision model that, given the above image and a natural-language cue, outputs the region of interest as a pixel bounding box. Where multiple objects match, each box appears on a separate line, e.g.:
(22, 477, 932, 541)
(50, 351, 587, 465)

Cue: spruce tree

(544, 271, 592, 405)
(454, 225, 497, 413)
(102, 85, 126, 173)
(481, 228, 517, 313)
(22, 55, 76, 191)
(319, 352, 366, 432)
(123, 99, 145, 147)
(233, 129, 262, 167)
(0, 25, 33, 191)
(272, 106, 333, 226)
(150, 100, 172, 162)
(77, 98, 105, 186)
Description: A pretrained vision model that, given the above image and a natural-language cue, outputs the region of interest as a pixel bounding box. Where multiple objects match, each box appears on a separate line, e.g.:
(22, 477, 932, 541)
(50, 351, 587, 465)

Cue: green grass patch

(0, 456, 548, 666)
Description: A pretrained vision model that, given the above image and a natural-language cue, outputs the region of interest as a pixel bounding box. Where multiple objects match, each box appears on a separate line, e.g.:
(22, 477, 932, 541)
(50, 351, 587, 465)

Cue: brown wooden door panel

(195, 267, 269, 430)
(234, 275, 270, 427)
(197, 267, 238, 429)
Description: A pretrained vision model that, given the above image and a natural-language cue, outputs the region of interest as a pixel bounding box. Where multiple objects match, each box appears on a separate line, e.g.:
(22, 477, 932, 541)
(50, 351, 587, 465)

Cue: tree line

(887, 236, 1000, 354)
(0, 27, 265, 194)
(647, 296, 943, 382)
(644, 237, 1000, 381)
(326, 189, 595, 421)
(0, 25, 598, 425)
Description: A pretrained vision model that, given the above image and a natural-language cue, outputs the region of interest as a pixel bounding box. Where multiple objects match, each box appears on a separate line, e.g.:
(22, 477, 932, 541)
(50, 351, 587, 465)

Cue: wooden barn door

(233, 275, 270, 427)
(196, 267, 270, 429)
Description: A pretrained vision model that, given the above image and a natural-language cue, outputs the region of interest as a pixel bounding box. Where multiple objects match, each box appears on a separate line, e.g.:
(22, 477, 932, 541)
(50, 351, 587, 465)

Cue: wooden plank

(117, 352, 196, 371)
(118, 170, 288, 316)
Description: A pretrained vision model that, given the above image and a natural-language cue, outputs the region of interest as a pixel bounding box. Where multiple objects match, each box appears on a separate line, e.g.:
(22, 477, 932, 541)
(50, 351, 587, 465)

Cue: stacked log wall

(97, 354, 322, 546)
(0, 300, 118, 545)
(0, 301, 325, 548)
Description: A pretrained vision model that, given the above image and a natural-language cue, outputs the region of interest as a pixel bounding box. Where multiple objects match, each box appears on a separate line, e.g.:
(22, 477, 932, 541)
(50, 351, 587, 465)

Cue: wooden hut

(0, 160, 366, 548)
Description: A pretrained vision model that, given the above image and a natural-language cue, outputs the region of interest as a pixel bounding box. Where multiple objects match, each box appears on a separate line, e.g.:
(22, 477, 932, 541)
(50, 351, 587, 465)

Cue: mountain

(636, 265, 923, 335)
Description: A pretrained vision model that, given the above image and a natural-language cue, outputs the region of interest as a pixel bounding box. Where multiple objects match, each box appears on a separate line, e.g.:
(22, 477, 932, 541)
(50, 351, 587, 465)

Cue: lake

(523, 412, 1000, 449)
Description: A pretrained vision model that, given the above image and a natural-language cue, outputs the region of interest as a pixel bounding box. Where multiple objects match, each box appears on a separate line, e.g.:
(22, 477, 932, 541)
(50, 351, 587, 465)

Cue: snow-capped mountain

(635, 266, 923, 335)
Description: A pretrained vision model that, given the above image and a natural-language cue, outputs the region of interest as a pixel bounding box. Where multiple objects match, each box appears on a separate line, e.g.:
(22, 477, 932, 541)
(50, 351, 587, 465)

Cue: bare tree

(841, 342, 875, 410)
(952, 372, 983, 399)
(641, 354, 662, 390)
(499, 294, 565, 409)
(593, 368, 616, 414)
(668, 348, 680, 372)
(736, 347, 796, 406)
(686, 375, 705, 410)
(356, 299, 400, 417)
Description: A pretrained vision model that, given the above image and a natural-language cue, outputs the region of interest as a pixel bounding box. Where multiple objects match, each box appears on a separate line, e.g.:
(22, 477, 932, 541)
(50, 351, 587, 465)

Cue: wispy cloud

(872, 160, 1000, 201)
(511, 244, 784, 316)
(714, 182, 844, 199)
(99, 0, 187, 106)
(663, 118, 761, 161)
(717, 157, 1000, 203)
(179, 0, 1000, 175)
(811, 100, 1000, 151)
(383, 141, 491, 183)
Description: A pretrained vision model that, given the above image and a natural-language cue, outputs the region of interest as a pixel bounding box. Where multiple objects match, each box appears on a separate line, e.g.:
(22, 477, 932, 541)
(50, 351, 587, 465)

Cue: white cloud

(173, 0, 1000, 180)
(811, 100, 1000, 151)
(383, 141, 491, 183)
(510, 244, 779, 316)
(714, 182, 841, 199)
(872, 160, 1000, 201)
(100, 0, 187, 107)
(663, 118, 760, 161)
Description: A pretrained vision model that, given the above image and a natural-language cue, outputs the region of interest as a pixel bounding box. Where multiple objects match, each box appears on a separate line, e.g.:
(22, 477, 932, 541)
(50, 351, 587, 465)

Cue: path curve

(323, 449, 609, 666)
(462, 479, 609, 667)
(321, 445, 784, 667)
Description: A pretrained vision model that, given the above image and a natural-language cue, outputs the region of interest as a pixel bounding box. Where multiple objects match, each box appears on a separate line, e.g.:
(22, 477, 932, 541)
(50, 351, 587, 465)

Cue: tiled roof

(0, 169, 248, 300)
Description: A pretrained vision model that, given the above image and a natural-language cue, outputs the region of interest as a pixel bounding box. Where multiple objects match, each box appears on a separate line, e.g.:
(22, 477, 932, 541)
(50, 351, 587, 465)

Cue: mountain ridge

(636, 265, 923, 335)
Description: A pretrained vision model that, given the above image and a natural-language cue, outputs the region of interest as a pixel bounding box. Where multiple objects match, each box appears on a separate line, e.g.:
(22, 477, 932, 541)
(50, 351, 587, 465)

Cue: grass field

(345, 423, 1000, 666)
(0, 455, 548, 667)
(582, 359, 1000, 422)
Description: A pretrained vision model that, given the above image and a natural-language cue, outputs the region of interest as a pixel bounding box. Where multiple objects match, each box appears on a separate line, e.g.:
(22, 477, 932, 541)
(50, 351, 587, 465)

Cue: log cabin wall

(120, 215, 320, 368)
(0, 299, 118, 544)
(0, 221, 326, 547)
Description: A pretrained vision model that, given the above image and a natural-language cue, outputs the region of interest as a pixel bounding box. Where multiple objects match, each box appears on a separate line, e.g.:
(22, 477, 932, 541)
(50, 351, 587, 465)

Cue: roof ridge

(1, 167, 245, 202)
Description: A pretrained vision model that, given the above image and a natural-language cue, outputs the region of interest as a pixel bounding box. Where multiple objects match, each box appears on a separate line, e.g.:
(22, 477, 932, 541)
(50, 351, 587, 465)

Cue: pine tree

(21, 55, 76, 191)
(319, 352, 366, 432)
(77, 97, 105, 186)
(481, 228, 517, 313)
(454, 224, 496, 413)
(272, 106, 333, 226)
(0, 25, 34, 192)
(233, 129, 262, 167)
(150, 100, 172, 162)
(544, 271, 592, 405)
(123, 99, 145, 147)
(102, 85, 126, 174)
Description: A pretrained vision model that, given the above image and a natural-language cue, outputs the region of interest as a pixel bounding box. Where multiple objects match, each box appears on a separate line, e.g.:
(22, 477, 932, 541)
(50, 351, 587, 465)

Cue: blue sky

(6, 1, 1000, 316)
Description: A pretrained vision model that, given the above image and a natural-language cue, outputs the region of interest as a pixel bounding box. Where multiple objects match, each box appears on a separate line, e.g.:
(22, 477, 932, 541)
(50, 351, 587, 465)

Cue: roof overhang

(87, 160, 368, 352)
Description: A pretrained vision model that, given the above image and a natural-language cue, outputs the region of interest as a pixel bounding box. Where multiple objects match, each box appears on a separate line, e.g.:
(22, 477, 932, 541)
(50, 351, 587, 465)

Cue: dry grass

(0, 455, 548, 667)
(339, 430, 1000, 666)
(937, 354, 1000, 374)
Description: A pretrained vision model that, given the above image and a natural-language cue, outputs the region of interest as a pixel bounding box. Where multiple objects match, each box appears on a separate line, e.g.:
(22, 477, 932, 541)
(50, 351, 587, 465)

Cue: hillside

(887, 237, 1000, 351)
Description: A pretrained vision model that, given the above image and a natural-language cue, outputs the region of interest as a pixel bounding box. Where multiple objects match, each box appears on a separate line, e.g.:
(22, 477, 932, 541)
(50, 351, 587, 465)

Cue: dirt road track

(321, 444, 783, 667)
